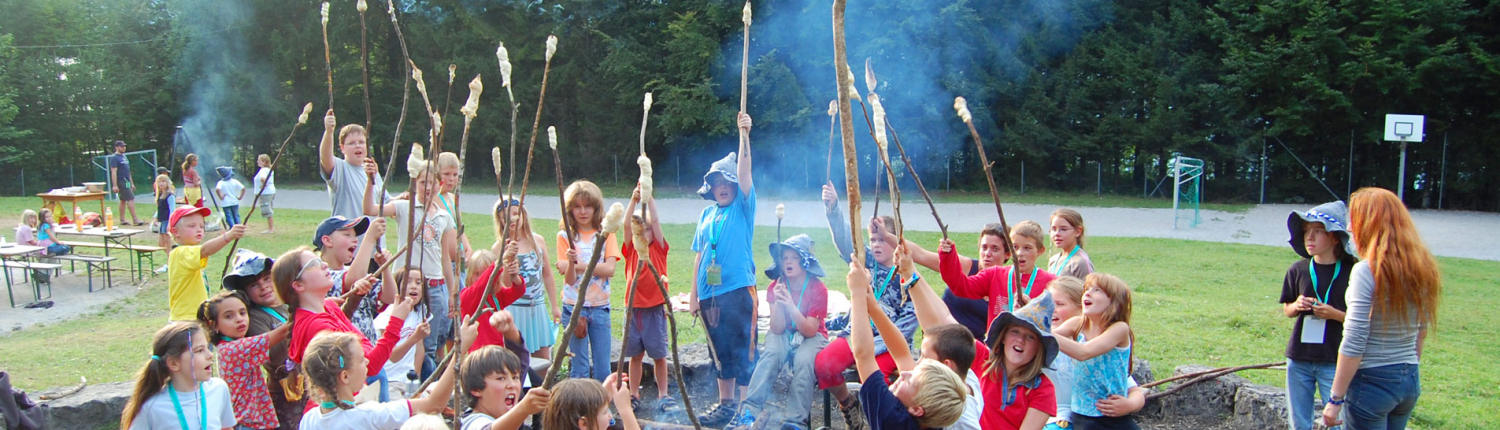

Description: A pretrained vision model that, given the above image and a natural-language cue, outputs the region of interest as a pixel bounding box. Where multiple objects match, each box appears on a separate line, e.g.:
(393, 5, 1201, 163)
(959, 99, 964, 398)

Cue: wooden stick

(832, 0, 863, 263)
(826, 101, 836, 183)
(518, 36, 558, 207)
(37, 377, 87, 401)
(740, 1, 751, 114)
(542, 232, 611, 389)
(220, 106, 310, 278)
(640, 258, 701, 430)
(320, 2, 334, 110)
(549, 128, 584, 338)
(378, 0, 414, 212)
(956, 98, 1021, 308)
(1144, 362, 1284, 400)
(884, 119, 947, 239)
(613, 260, 644, 389)
(505, 86, 519, 198)
(359, 6, 371, 132)
(438, 64, 456, 149)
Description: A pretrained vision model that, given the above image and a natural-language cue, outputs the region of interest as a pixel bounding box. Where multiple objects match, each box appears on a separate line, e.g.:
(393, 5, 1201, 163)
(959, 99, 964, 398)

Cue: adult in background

(318, 109, 390, 221)
(107, 140, 145, 226)
(1322, 188, 1441, 430)
(253, 154, 277, 234)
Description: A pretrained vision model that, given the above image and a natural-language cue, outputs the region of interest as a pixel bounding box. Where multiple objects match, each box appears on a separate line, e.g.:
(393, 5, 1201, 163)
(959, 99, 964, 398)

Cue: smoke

(714, 0, 1112, 196)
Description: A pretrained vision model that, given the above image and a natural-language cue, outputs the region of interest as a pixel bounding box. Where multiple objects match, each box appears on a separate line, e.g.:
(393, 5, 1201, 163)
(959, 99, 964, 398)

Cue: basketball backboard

(1384, 114, 1424, 142)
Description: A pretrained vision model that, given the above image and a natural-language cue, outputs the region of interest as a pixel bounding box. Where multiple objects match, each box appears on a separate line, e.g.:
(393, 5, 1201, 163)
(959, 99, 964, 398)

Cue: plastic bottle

(105, 207, 114, 231)
(74, 206, 83, 230)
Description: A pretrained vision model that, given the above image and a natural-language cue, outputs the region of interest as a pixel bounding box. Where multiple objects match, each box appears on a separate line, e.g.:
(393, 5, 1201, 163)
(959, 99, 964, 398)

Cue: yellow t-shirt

(168, 245, 209, 321)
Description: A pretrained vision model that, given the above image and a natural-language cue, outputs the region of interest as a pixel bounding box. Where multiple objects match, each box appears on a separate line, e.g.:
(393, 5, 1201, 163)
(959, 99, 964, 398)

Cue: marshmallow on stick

(496, 43, 513, 88)
(461, 75, 483, 119)
(492, 147, 503, 180)
(775, 203, 785, 220)
(637, 155, 654, 203)
(602, 202, 626, 234)
(298, 103, 313, 125)
(639, 92, 653, 154)
(321, 2, 329, 25)
(357, 0, 367, 12)
(407, 143, 428, 179)
(548, 126, 558, 150)
(545, 35, 558, 62)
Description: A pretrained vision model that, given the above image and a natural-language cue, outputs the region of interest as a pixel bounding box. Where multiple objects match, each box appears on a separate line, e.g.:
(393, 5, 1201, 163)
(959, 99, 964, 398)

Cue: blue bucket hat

(1288, 201, 1357, 259)
(985, 290, 1060, 369)
(215, 166, 234, 180)
(765, 234, 825, 279)
(222, 249, 274, 292)
(696, 152, 739, 201)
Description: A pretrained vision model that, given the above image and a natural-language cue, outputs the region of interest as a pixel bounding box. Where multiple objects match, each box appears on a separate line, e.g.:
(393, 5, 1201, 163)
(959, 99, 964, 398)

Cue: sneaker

(699, 400, 739, 427)
(154, 264, 169, 274)
(726, 408, 756, 430)
(839, 398, 866, 430)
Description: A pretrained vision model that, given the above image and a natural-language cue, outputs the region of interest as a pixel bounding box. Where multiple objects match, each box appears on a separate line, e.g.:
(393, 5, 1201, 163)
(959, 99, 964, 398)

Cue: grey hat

(984, 289, 1060, 369)
(696, 152, 740, 201)
(215, 166, 234, 180)
(766, 234, 825, 279)
(1288, 201, 1357, 259)
(222, 249, 274, 292)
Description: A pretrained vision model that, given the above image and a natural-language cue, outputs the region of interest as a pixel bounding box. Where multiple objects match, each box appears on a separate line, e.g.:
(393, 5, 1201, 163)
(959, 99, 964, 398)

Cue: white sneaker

(154, 265, 169, 274)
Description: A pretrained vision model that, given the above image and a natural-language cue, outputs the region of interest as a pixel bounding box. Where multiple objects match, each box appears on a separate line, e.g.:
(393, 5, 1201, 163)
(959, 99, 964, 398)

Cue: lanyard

(1051, 246, 1080, 276)
(168, 382, 207, 430)
(874, 264, 897, 302)
(1006, 266, 1039, 313)
(261, 306, 287, 324)
(705, 208, 729, 264)
(1309, 260, 1342, 304)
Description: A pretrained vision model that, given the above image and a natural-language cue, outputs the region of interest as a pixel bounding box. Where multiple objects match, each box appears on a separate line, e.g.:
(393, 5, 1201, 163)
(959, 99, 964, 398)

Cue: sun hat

(984, 290, 1059, 369)
(696, 152, 739, 201)
(312, 215, 371, 249)
(1287, 201, 1357, 259)
(222, 249, 275, 292)
(764, 234, 825, 279)
(215, 166, 234, 180)
(168, 206, 213, 230)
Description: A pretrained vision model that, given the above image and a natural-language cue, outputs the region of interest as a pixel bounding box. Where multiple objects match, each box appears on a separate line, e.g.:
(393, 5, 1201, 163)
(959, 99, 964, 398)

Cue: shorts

(117, 185, 135, 201)
(701, 286, 755, 385)
(623, 305, 669, 360)
(257, 194, 275, 217)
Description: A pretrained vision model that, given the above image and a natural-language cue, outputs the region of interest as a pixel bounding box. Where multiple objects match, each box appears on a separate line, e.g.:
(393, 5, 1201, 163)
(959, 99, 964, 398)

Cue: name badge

(1300, 316, 1327, 344)
(706, 264, 722, 286)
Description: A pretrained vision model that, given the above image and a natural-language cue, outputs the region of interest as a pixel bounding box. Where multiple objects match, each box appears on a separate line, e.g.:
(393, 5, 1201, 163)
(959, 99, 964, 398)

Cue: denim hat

(1288, 201, 1357, 259)
(696, 152, 739, 201)
(765, 234, 825, 279)
(215, 166, 234, 180)
(985, 290, 1059, 369)
(312, 215, 371, 250)
(222, 249, 274, 292)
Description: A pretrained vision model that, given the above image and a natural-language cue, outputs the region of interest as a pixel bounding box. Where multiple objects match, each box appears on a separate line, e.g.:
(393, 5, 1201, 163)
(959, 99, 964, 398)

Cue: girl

(35, 209, 67, 255)
(374, 268, 433, 400)
(121, 321, 237, 429)
(1280, 201, 1357, 430)
(1054, 273, 1138, 430)
(555, 180, 620, 382)
(15, 210, 38, 246)
(253, 154, 276, 234)
(198, 291, 292, 430)
(542, 373, 640, 430)
(493, 197, 561, 360)
(1048, 209, 1094, 279)
(297, 329, 463, 429)
(154, 174, 177, 249)
(1322, 188, 1441, 429)
(183, 154, 204, 208)
(1044, 277, 1145, 430)
(365, 156, 459, 367)
(222, 250, 305, 427)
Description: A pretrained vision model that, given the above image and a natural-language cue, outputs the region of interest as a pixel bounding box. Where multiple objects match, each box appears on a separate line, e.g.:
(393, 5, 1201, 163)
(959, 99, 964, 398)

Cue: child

(1048, 209, 1094, 279)
(223, 249, 306, 427)
(939, 220, 1057, 328)
(121, 321, 237, 429)
(621, 186, 676, 411)
(320, 109, 392, 221)
(198, 291, 292, 430)
(313, 215, 396, 344)
(154, 174, 177, 249)
(845, 262, 968, 430)
(728, 234, 830, 430)
(366, 155, 459, 368)
(460, 241, 530, 354)
(253, 154, 277, 234)
(1280, 201, 1356, 430)
(15, 209, 38, 246)
(900, 222, 1009, 339)
(492, 197, 560, 360)
(183, 153, 204, 207)
(1044, 277, 1145, 430)
(542, 373, 640, 430)
(435, 151, 474, 264)
(460, 345, 552, 430)
(689, 113, 757, 422)
(166, 206, 247, 322)
(815, 182, 919, 430)
(296, 327, 465, 430)
(375, 268, 433, 399)
(32, 209, 68, 255)
(555, 180, 620, 382)
(1053, 273, 1138, 430)
(215, 166, 246, 227)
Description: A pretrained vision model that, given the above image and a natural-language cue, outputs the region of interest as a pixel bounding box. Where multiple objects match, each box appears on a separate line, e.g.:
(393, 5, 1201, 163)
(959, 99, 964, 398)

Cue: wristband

(902, 273, 921, 290)
(1329, 394, 1345, 406)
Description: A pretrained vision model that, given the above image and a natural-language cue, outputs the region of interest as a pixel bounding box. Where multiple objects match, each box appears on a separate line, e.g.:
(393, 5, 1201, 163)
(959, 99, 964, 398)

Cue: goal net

(1171, 155, 1204, 229)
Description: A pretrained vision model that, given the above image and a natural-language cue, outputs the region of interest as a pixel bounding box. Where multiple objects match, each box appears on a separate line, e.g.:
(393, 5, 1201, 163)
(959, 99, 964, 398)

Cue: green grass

(0, 197, 1491, 428)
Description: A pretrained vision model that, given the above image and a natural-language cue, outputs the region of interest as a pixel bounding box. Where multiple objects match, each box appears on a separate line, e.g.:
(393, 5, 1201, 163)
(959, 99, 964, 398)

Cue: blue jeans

(561, 304, 612, 382)
(1286, 359, 1338, 430)
(222, 205, 240, 227)
(422, 279, 452, 361)
(1342, 363, 1420, 430)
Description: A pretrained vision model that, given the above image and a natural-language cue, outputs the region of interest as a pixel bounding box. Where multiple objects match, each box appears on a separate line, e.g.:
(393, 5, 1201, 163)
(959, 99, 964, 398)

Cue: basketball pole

(1397, 139, 1407, 201)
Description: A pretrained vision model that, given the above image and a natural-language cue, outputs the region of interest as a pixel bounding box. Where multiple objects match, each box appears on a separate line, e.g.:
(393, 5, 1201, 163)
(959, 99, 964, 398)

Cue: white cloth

(394, 200, 454, 280)
(253, 167, 277, 195)
(127, 378, 237, 430)
(217, 179, 245, 206)
(298, 400, 414, 430)
(461, 412, 497, 430)
(374, 307, 423, 383)
(944, 370, 983, 430)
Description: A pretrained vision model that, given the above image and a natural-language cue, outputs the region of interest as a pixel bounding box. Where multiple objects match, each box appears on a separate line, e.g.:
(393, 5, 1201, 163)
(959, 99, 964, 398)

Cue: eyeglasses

(295, 258, 329, 281)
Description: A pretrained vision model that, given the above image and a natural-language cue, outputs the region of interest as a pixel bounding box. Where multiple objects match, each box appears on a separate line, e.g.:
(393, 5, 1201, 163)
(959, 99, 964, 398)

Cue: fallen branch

(37, 377, 86, 401)
(1144, 361, 1285, 401)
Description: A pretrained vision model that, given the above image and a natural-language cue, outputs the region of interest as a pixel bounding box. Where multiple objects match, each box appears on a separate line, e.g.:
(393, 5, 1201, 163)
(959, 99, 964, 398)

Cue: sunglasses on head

(295, 258, 330, 281)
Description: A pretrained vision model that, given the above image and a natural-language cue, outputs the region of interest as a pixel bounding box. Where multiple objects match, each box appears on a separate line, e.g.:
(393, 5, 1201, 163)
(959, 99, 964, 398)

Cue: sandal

(630, 397, 642, 412)
(658, 396, 678, 412)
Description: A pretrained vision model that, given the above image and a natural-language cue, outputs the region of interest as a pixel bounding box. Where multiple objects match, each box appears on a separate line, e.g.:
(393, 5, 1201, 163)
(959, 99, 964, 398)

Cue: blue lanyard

(705, 208, 728, 264)
(1051, 246, 1080, 276)
(261, 306, 287, 324)
(1006, 266, 1039, 313)
(874, 264, 896, 302)
(168, 381, 207, 430)
(1308, 260, 1342, 304)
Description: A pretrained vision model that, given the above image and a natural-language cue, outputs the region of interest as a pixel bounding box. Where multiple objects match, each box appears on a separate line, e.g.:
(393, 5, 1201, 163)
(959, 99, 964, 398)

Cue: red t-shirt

(973, 340, 1057, 430)
(288, 298, 403, 374)
(461, 263, 529, 352)
(622, 239, 670, 308)
(940, 249, 1056, 330)
(765, 277, 829, 337)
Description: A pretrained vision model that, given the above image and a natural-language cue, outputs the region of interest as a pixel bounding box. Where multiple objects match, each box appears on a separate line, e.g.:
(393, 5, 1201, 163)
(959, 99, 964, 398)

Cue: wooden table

(38, 192, 107, 220)
(0, 244, 46, 307)
(52, 225, 146, 281)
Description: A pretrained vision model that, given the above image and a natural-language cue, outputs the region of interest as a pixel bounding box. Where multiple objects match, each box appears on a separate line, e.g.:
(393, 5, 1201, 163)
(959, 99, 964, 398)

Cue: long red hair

(1348, 188, 1441, 327)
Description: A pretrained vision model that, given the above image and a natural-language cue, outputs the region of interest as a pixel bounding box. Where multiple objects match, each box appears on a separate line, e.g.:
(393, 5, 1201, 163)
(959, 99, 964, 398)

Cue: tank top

(1070, 333, 1131, 417)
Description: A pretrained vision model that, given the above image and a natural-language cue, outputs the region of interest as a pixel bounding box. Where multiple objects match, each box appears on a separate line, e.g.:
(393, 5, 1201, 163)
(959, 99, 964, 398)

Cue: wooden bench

(2, 261, 63, 307)
(57, 241, 165, 281)
(49, 254, 117, 292)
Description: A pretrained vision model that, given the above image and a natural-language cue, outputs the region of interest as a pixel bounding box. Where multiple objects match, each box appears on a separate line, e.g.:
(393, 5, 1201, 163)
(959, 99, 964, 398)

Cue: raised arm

(822, 182, 854, 264)
(1054, 321, 1132, 362)
(647, 196, 665, 242)
(938, 239, 994, 300)
(319, 110, 338, 178)
(847, 262, 880, 381)
(897, 246, 959, 329)
(866, 287, 917, 372)
(736, 112, 753, 195)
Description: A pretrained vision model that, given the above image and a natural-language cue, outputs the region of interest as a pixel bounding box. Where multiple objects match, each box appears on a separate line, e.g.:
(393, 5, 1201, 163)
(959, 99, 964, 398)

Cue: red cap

(168, 206, 212, 230)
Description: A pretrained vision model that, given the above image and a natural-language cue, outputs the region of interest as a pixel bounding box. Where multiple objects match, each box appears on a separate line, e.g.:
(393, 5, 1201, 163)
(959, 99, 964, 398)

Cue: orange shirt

(622, 239, 669, 308)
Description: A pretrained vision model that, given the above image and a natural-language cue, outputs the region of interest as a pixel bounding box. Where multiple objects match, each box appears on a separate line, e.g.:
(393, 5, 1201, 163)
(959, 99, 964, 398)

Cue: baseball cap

(312, 216, 371, 250)
(113, 140, 126, 147)
(168, 206, 213, 230)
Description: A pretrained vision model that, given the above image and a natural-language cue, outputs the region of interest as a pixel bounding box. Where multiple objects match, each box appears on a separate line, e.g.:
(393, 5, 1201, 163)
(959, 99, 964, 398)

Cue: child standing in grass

(940, 220, 1057, 326)
(167, 206, 246, 322)
(121, 322, 237, 429)
(1048, 209, 1094, 279)
(182, 154, 203, 208)
(366, 156, 459, 369)
(1280, 201, 1356, 430)
(214, 166, 245, 228)
(154, 174, 176, 250)
(1054, 273, 1139, 430)
(622, 185, 676, 412)
(198, 291, 292, 430)
(556, 180, 620, 382)
(492, 197, 561, 360)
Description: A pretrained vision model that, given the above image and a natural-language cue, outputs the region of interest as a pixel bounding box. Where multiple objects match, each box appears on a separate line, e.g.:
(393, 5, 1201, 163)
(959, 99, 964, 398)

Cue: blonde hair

(980, 321, 1047, 394)
(1049, 276, 1085, 310)
(1349, 188, 1441, 327)
(1051, 208, 1086, 248)
(437, 152, 460, 170)
(1082, 273, 1134, 372)
(181, 153, 198, 173)
(561, 180, 604, 232)
(1011, 220, 1047, 253)
(20, 210, 37, 229)
(257, 154, 271, 166)
(493, 199, 536, 249)
(303, 331, 363, 410)
(912, 358, 968, 429)
(466, 249, 498, 287)
(154, 174, 173, 200)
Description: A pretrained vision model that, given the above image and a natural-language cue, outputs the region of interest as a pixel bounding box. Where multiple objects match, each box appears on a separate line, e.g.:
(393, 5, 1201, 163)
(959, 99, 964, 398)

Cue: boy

(901, 223, 1009, 339)
(939, 220, 1056, 326)
(214, 166, 246, 228)
(847, 261, 968, 430)
(622, 186, 675, 411)
(166, 206, 246, 321)
(729, 234, 830, 430)
(1280, 201, 1355, 430)
(365, 158, 460, 373)
(690, 113, 756, 424)
(312, 215, 394, 342)
(318, 109, 391, 221)
(460, 345, 552, 430)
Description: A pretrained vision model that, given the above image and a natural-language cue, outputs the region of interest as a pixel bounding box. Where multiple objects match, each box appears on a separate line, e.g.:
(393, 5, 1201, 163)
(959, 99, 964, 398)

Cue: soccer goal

(1171, 155, 1204, 229)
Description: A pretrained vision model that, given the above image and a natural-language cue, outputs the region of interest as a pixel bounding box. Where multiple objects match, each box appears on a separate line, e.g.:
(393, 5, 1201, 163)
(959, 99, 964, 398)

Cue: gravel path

(263, 189, 1500, 261)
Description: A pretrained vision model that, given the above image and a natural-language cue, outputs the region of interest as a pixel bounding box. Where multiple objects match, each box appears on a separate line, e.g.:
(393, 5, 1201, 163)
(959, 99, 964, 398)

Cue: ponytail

(272, 247, 314, 347)
(197, 291, 250, 346)
(121, 322, 200, 428)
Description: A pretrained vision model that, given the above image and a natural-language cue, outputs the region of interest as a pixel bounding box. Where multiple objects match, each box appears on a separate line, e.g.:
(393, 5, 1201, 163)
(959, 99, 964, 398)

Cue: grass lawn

(0, 197, 1491, 428)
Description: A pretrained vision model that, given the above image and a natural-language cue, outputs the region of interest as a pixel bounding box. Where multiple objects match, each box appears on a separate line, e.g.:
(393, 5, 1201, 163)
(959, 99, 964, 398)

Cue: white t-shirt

(461, 412, 497, 430)
(253, 167, 277, 195)
(128, 378, 237, 430)
(393, 200, 454, 280)
(216, 179, 245, 206)
(374, 307, 425, 383)
(298, 400, 414, 430)
(1044, 356, 1138, 423)
(944, 370, 982, 430)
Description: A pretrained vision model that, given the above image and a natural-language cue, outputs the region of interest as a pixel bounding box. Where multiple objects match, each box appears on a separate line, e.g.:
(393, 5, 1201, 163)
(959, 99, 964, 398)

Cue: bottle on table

(74, 206, 83, 230)
(105, 207, 115, 231)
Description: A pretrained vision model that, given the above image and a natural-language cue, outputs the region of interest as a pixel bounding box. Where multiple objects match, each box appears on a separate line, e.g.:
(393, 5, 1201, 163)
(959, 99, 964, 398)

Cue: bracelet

(1328, 394, 1345, 406)
(902, 273, 921, 289)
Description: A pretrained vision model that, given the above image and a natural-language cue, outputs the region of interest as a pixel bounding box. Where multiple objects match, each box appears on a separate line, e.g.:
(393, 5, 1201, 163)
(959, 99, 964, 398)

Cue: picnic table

(38, 191, 107, 220)
(0, 244, 56, 307)
(51, 225, 155, 283)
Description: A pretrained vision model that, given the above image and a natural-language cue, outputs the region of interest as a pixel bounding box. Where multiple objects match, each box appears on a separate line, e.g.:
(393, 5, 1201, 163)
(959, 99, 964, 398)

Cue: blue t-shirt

(691, 187, 756, 300)
(860, 370, 924, 430)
